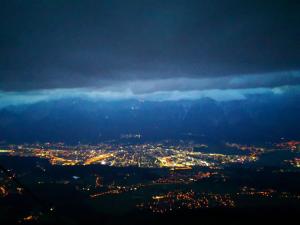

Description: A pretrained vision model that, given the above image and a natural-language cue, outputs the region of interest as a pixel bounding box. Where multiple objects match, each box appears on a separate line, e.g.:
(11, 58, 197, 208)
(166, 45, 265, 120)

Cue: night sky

(0, 0, 299, 105)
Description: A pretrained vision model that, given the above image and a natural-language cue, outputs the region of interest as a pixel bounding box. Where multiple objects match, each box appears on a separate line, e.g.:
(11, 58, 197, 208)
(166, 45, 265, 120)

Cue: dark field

(1, 155, 300, 225)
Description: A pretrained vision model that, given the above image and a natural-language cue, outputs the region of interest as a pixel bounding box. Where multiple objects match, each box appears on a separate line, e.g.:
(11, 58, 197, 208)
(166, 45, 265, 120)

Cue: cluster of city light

(1, 142, 259, 169)
(137, 191, 235, 213)
(88, 171, 223, 200)
(0, 185, 8, 197)
(276, 141, 300, 151)
(284, 158, 300, 168)
(225, 142, 265, 152)
(238, 186, 277, 197)
(237, 186, 300, 200)
(153, 172, 216, 184)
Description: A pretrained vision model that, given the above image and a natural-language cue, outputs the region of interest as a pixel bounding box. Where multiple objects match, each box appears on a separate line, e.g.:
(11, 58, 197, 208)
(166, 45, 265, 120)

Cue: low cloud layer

(0, 75, 300, 108)
(102, 71, 300, 94)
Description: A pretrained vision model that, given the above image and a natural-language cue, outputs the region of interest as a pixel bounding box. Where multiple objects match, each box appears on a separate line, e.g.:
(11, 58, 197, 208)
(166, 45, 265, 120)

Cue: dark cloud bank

(0, 0, 300, 91)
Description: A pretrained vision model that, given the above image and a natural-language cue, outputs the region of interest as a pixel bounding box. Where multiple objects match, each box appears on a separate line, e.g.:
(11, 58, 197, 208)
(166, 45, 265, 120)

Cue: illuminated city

(1, 140, 300, 224)
(0, 142, 259, 168)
